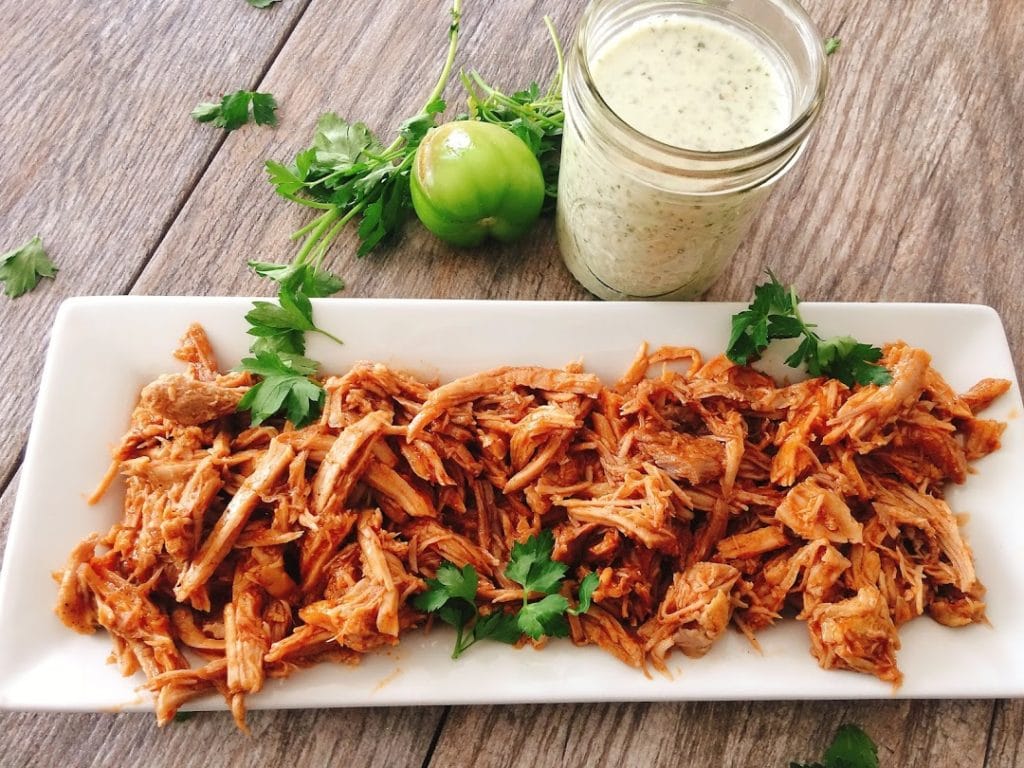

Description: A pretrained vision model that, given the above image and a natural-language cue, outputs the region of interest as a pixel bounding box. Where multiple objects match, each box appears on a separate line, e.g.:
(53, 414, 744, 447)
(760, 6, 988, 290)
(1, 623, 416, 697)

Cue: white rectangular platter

(1, 297, 1022, 714)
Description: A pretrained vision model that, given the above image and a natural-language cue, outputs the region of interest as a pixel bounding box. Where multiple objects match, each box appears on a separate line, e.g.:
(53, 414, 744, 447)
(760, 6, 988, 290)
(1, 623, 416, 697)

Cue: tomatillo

(410, 121, 545, 248)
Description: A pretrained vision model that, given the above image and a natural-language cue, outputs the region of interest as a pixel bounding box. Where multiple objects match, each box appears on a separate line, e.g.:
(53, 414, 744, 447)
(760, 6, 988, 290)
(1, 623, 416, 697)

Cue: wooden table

(0, 0, 1020, 765)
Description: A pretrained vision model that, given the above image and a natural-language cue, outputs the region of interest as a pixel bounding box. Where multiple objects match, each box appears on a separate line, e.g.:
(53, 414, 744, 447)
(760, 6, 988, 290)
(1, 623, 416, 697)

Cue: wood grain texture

(430, 700, 992, 767)
(986, 700, 1024, 768)
(0, 0, 309, 487)
(0, 707, 443, 768)
(0, 0, 1021, 764)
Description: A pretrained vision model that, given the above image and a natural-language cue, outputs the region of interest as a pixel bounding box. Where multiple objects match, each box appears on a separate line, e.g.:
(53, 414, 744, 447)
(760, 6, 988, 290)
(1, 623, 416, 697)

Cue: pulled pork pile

(55, 325, 1009, 728)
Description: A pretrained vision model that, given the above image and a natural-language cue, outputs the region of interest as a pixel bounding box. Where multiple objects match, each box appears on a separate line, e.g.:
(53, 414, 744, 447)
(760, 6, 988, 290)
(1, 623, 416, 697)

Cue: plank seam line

(981, 701, 1001, 767)
(0, 443, 25, 499)
(419, 706, 451, 768)
(121, 0, 316, 294)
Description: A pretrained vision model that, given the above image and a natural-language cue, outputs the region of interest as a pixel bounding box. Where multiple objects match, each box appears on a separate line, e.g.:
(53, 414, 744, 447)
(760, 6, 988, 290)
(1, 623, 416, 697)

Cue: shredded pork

(55, 324, 1008, 728)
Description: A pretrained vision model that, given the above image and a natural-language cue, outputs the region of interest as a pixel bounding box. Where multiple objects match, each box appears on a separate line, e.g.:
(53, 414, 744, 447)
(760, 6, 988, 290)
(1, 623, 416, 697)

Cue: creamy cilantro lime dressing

(592, 15, 791, 151)
(557, 11, 797, 299)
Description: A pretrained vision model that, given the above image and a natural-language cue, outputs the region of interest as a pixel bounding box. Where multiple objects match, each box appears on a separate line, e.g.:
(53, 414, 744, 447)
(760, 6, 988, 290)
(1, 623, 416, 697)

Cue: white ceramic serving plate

(1, 297, 1022, 714)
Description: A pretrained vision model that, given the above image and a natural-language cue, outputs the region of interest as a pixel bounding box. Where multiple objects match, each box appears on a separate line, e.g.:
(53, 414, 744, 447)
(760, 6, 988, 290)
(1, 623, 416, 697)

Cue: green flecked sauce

(592, 14, 791, 151)
(557, 13, 794, 299)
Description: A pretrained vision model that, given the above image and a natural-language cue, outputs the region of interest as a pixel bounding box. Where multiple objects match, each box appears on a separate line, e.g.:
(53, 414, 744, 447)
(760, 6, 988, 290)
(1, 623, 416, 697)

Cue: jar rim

(574, 0, 829, 163)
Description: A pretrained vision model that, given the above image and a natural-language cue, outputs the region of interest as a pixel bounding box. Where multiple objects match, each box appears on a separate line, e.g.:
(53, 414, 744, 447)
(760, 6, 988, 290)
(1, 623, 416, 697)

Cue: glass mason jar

(556, 0, 828, 300)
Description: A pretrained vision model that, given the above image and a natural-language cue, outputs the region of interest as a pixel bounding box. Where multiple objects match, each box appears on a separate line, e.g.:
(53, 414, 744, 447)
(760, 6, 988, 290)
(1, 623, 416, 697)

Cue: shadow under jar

(556, 0, 828, 300)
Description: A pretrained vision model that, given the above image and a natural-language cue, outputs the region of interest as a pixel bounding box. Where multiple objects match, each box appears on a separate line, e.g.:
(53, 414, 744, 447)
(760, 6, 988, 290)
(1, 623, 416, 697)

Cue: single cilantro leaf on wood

(192, 90, 278, 132)
(822, 724, 878, 768)
(824, 36, 841, 56)
(236, 350, 324, 426)
(790, 724, 878, 768)
(726, 271, 892, 387)
(250, 92, 279, 126)
(247, 0, 280, 8)
(0, 236, 57, 298)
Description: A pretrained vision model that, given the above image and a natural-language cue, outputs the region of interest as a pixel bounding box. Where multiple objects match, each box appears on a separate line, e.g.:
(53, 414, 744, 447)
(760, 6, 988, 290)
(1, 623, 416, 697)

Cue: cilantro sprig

(262, 0, 461, 271)
(413, 563, 520, 658)
(790, 724, 878, 768)
(237, 351, 324, 427)
(235, 263, 343, 427)
(192, 90, 278, 132)
(0, 236, 57, 298)
(727, 271, 892, 387)
(460, 17, 564, 211)
(414, 530, 599, 658)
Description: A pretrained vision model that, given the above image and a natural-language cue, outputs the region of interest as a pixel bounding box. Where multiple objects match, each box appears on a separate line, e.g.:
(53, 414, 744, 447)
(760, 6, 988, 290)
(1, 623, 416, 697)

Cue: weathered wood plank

(0, 707, 443, 768)
(430, 700, 992, 767)
(0, 0, 309, 486)
(986, 700, 1023, 768)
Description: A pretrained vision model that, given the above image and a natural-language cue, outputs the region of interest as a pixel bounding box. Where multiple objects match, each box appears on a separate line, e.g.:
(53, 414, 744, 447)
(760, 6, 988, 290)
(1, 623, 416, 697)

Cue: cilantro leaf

(417, 532, 586, 657)
(435, 562, 479, 604)
(243, 265, 343, 360)
(727, 271, 892, 387)
(502, 530, 581, 640)
(192, 90, 278, 132)
(313, 115, 384, 168)
(824, 37, 841, 56)
(516, 593, 569, 640)
(236, 350, 324, 426)
(414, 561, 495, 658)
(473, 610, 521, 645)
(570, 572, 599, 616)
(237, 268, 342, 426)
(790, 724, 878, 768)
(248, 261, 344, 299)
(219, 91, 254, 131)
(822, 725, 878, 768)
(247, 0, 279, 7)
(251, 92, 279, 126)
(414, 563, 478, 614)
(0, 236, 57, 298)
(505, 529, 567, 596)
